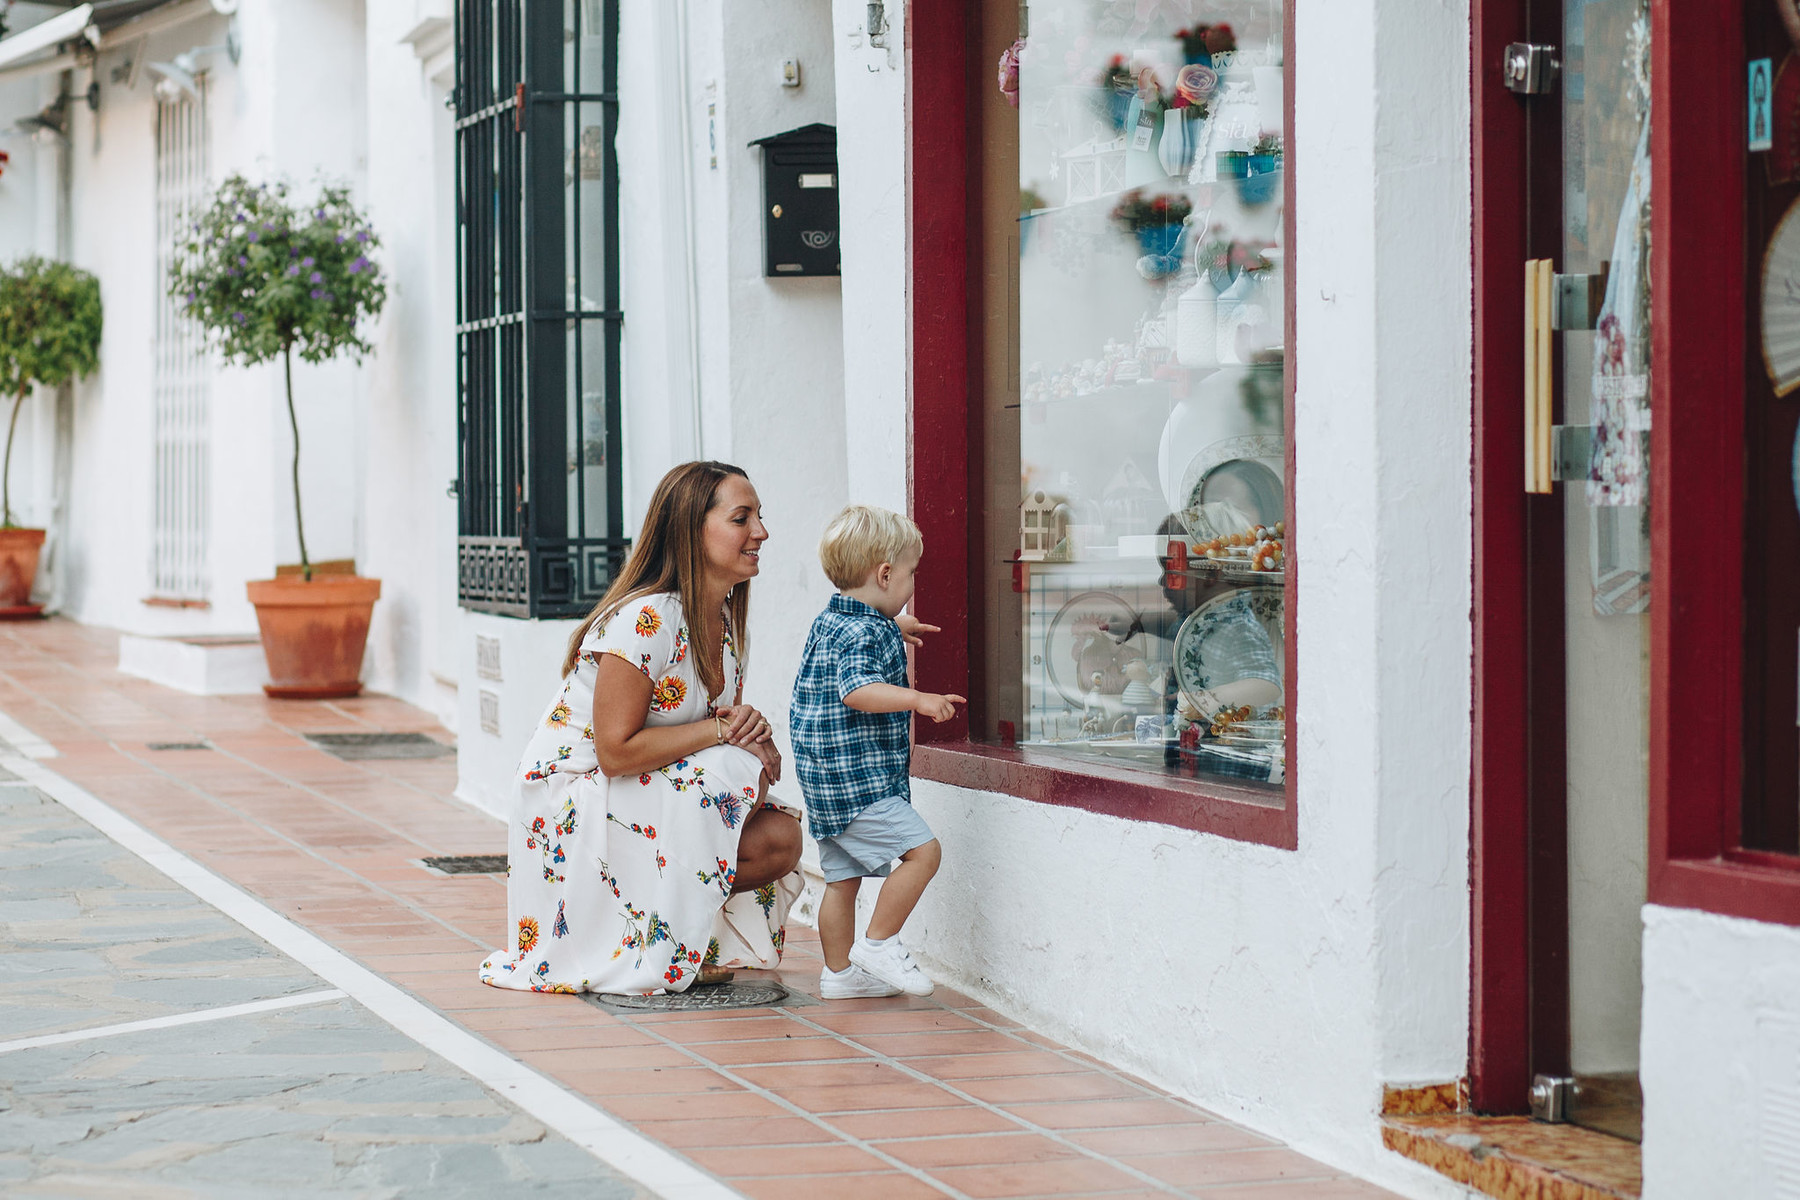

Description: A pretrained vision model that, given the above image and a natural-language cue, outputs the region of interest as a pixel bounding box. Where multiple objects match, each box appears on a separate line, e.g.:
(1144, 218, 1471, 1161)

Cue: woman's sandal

(696, 963, 735, 986)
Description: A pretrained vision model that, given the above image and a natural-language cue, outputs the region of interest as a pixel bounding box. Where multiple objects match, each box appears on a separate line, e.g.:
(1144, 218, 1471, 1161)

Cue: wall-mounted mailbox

(749, 123, 839, 277)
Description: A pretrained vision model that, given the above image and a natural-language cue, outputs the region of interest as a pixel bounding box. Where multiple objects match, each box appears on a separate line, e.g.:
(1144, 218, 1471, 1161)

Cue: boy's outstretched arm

(895, 613, 940, 648)
(844, 683, 965, 723)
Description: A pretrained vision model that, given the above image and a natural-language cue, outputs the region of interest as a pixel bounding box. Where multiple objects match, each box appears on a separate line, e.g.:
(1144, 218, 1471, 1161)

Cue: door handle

(1524, 259, 1554, 494)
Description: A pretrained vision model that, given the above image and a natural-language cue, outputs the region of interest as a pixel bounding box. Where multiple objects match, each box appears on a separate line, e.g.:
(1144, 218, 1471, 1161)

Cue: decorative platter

(1176, 434, 1285, 544)
(1041, 590, 1145, 710)
(1172, 585, 1285, 712)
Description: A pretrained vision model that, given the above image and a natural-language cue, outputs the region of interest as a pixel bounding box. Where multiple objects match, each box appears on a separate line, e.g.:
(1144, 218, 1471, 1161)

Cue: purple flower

(247, 232, 259, 243)
(301, 256, 314, 267)
(287, 264, 301, 276)
(356, 230, 370, 243)
(310, 288, 324, 299)
(233, 311, 247, 323)
(186, 291, 197, 302)
(315, 208, 326, 219)
(348, 256, 368, 275)
(335, 234, 346, 244)
(309, 271, 323, 284)
(234, 212, 246, 223)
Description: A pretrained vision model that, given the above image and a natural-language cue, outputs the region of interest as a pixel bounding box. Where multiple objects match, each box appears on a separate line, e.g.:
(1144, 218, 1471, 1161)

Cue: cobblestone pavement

(0, 766, 651, 1199)
(0, 618, 1405, 1200)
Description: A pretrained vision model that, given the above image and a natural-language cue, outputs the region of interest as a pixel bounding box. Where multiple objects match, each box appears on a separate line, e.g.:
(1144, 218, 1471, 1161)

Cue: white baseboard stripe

(0, 751, 741, 1200)
(0, 989, 348, 1055)
(0, 711, 57, 758)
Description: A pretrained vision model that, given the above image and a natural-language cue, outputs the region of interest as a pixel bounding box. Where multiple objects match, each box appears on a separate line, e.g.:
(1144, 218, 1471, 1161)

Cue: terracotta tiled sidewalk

(0, 618, 1397, 1200)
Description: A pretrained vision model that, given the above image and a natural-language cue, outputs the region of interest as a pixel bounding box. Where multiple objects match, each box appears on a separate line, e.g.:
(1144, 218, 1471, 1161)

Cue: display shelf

(1009, 554, 1286, 584)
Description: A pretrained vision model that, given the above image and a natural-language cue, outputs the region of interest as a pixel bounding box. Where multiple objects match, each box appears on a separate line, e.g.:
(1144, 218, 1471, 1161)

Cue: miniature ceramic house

(1020, 489, 1058, 561)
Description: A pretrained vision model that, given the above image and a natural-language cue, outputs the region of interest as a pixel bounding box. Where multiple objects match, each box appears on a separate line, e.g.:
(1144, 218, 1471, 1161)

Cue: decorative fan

(1769, 53, 1800, 186)
(1762, 197, 1800, 397)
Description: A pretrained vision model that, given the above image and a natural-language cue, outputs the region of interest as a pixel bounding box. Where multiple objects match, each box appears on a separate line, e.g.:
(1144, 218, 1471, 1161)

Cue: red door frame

(1471, 0, 1800, 1114)
(905, 0, 1300, 850)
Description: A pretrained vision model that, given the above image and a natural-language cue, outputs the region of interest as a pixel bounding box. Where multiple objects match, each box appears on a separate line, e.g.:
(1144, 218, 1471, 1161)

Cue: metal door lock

(1504, 43, 1560, 94)
(1529, 1074, 1572, 1122)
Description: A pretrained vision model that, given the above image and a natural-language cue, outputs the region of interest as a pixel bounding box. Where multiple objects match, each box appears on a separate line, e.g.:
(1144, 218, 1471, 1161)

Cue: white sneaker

(849, 936, 934, 997)
(819, 962, 902, 999)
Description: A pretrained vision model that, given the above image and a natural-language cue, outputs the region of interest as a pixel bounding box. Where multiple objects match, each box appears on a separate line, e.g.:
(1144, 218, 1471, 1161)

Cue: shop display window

(972, 0, 1290, 793)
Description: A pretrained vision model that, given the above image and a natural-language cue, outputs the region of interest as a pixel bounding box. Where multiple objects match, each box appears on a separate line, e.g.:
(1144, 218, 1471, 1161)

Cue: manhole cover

(306, 732, 455, 761)
(588, 980, 810, 1013)
(147, 742, 211, 751)
(420, 854, 508, 875)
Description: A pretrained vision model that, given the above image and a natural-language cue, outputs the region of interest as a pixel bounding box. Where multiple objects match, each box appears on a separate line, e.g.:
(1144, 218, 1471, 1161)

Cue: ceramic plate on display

(1762, 196, 1800, 396)
(1176, 434, 1285, 543)
(1172, 585, 1285, 711)
(1041, 591, 1146, 710)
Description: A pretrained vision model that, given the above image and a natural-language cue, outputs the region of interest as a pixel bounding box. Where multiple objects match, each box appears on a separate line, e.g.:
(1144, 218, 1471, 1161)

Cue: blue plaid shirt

(789, 595, 911, 840)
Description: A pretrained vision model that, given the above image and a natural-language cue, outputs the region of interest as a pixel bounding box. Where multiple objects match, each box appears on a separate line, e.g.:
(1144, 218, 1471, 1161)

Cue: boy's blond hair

(818, 505, 923, 590)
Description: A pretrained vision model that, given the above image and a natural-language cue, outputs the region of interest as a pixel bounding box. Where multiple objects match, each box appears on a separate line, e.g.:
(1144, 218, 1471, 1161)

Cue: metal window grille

(151, 80, 211, 601)
(454, 0, 625, 618)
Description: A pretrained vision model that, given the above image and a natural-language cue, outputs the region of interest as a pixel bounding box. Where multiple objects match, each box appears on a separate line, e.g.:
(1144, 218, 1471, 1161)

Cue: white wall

(840, 0, 1474, 1194)
(459, 0, 851, 808)
(1641, 905, 1800, 1199)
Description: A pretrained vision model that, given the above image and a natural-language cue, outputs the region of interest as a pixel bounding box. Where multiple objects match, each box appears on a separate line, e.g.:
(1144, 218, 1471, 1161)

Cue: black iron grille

(588, 980, 812, 1013)
(454, 0, 627, 618)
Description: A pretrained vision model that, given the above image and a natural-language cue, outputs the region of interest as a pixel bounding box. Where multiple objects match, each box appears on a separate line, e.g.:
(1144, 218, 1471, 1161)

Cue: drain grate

(147, 742, 211, 751)
(588, 980, 812, 1013)
(306, 732, 455, 761)
(420, 854, 508, 875)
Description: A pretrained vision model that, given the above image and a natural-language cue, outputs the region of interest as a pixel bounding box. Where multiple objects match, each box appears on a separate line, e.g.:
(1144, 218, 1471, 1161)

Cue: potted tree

(170, 175, 387, 697)
(0, 257, 102, 618)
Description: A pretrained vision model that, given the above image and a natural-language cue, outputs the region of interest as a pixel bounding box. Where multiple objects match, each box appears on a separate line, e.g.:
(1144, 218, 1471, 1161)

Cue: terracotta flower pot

(0, 527, 46, 618)
(246, 574, 381, 699)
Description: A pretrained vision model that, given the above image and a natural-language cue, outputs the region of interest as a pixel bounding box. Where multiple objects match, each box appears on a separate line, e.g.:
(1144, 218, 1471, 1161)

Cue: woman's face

(701, 474, 767, 590)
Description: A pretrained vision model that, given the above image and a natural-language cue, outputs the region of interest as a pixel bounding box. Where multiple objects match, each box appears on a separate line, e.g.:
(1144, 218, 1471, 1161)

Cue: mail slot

(749, 123, 840, 277)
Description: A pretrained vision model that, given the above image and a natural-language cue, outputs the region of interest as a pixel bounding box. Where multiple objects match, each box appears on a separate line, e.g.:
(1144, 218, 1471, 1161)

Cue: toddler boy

(790, 505, 963, 998)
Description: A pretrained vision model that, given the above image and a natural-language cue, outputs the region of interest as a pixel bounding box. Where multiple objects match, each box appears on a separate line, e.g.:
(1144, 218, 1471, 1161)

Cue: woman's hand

(714, 704, 774, 746)
(895, 613, 941, 648)
(744, 737, 783, 783)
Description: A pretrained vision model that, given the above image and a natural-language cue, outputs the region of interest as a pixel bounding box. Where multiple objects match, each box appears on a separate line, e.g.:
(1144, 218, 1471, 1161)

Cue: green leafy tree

(0, 257, 103, 528)
(169, 174, 387, 580)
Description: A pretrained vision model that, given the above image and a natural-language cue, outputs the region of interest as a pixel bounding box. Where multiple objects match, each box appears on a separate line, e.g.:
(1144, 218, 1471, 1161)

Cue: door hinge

(1530, 1074, 1573, 1122)
(1552, 266, 1608, 330)
(1504, 43, 1560, 95)
(1550, 424, 1594, 482)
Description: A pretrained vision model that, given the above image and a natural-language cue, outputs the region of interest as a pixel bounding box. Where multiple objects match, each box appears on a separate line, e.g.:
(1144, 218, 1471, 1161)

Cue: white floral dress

(478, 591, 800, 995)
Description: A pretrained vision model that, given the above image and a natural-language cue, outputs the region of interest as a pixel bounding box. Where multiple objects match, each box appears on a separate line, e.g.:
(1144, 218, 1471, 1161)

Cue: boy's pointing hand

(896, 613, 940, 648)
(913, 693, 965, 723)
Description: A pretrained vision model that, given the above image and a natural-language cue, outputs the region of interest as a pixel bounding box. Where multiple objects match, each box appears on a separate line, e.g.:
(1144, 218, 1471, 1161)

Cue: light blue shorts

(816, 796, 935, 883)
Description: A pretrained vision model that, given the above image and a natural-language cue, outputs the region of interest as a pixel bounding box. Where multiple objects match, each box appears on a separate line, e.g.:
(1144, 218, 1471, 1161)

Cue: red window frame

(905, 0, 1298, 850)
(1648, 0, 1800, 927)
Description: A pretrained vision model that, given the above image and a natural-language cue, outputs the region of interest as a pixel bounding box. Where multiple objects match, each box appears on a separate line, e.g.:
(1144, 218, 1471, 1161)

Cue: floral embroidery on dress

(695, 857, 736, 898)
(616, 905, 674, 966)
(672, 625, 690, 664)
(546, 701, 572, 727)
(753, 882, 778, 917)
(651, 676, 687, 711)
(517, 916, 540, 953)
(524, 746, 574, 782)
(700, 785, 751, 829)
(635, 606, 663, 636)
(553, 899, 570, 938)
(607, 815, 666, 874)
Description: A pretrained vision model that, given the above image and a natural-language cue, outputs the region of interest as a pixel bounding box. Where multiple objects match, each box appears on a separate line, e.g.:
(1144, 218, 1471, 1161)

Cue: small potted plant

(170, 175, 387, 697)
(0, 257, 102, 617)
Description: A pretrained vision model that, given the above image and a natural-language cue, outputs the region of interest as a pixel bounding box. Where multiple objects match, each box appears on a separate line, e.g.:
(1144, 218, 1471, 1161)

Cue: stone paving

(0, 618, 1402, 1199)
(0, 766, 649, 1198)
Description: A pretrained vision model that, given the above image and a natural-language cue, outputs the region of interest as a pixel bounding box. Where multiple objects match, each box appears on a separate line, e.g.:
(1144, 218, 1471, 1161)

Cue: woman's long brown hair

(561, 461, 752, 703)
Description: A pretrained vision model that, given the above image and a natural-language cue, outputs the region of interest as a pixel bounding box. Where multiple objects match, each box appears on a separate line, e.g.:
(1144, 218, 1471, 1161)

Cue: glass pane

(1560, 0, 1650, 1142)
(1742, 3, 1800, 854)
(989, 0, 1287, 788)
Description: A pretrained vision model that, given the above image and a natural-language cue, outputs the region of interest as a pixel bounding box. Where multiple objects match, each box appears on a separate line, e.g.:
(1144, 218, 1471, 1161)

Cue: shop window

(967, 0, 1291, 797)
(453, 0, 625, 618)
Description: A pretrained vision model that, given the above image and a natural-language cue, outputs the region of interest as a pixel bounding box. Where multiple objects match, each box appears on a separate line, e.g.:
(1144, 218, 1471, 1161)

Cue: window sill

(911, 741, 1296, 848)
(1650, 853, 1800, 928)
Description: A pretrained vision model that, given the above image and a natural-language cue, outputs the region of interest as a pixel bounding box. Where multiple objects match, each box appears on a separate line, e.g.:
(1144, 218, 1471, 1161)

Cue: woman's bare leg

(734, 771, 801, 892)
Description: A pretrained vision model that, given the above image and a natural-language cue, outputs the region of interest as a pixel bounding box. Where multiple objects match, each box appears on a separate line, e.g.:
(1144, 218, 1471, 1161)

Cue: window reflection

(1008, 0, 1288, 786)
